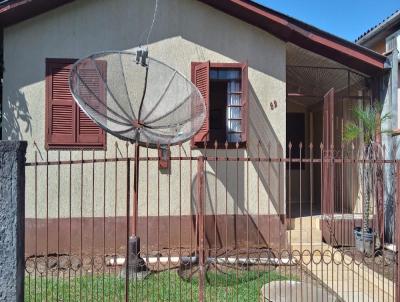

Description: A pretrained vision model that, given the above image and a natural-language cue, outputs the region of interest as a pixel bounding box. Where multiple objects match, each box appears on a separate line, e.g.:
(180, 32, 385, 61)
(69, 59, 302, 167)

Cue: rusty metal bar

(125, 144, 131, 302)
(133, 143, 139, 237)
(79, 150, 83, 301)
(189, 144, 194, 301)
(91, 150, 95, 300)
(114, 143, 119, 299)
(197, 156, 205, 302)
(56, 150, 61, 301)
(25, 156, 398, 166)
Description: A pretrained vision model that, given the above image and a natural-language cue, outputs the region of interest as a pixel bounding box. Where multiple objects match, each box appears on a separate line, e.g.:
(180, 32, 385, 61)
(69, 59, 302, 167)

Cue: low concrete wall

(24, 214, 287, 256)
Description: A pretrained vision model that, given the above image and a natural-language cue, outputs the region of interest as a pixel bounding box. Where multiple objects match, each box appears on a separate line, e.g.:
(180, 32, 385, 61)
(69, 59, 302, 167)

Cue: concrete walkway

(288, 217, 395, 302)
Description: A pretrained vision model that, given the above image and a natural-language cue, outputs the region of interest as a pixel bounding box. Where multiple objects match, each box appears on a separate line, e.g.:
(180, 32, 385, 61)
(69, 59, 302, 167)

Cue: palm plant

(343, 103, 390, 144)
(343, 103, 390, 253)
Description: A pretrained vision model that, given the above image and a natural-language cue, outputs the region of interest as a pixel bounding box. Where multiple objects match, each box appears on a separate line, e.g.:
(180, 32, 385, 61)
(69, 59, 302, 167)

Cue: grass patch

(25, 269, 292, 301)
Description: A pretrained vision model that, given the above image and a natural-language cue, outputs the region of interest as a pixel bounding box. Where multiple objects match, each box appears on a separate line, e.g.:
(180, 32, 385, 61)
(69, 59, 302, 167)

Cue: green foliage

(343, 122, 361, 143)
(343, 103, 390, 237)
(343, 103, 391, 145)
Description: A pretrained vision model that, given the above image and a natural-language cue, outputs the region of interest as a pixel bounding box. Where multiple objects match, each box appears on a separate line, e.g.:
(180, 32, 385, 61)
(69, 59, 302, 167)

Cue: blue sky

(255, 0, 399, 41)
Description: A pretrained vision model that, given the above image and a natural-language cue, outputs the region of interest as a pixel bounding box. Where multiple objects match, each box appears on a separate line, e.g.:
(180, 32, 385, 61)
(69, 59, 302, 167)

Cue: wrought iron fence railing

(24, 142, 398, 301)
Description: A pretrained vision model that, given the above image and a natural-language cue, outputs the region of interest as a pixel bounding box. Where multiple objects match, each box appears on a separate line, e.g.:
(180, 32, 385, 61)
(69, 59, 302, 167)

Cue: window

(45, 58, 106, 149)
(191, 62, 248, 147)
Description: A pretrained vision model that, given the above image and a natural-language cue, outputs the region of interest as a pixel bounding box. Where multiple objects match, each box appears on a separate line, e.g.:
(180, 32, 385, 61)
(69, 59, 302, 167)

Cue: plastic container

(353, 227, 374, 256)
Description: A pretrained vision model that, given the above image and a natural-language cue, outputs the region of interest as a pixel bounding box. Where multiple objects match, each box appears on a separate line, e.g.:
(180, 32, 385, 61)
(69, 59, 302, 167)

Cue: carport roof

(0, 0, 387, 76)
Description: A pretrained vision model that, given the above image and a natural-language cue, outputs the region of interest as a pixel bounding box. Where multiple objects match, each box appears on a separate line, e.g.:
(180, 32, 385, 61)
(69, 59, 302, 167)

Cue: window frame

(191, 61, 248, 149)
(45, 58, 106, 150)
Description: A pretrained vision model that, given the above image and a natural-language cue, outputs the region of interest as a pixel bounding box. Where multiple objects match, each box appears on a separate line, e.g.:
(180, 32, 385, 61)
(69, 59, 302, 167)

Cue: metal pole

(125, 146, 130, 301)
(133, 142, 139, 237)
(197, 156, 205, 302)
(125, 141, 150, 281)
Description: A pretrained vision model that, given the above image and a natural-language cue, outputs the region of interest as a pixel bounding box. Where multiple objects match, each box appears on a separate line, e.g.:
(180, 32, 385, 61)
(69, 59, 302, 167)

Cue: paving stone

(260, 281, 338, 301)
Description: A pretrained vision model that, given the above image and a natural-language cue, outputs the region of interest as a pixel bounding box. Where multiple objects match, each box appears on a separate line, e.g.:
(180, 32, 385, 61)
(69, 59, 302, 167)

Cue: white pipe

(107, 256, 296, 266)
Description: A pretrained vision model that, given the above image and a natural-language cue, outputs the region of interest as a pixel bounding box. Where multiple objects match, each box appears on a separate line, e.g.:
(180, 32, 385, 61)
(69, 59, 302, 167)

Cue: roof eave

(198, 0, 386, 76)
(0, 0, 74, 27)
(0, 0, 387, 76)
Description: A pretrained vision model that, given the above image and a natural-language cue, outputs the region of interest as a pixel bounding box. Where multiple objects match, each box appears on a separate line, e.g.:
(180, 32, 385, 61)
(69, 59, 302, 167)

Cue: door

(322, 88, 335, 215)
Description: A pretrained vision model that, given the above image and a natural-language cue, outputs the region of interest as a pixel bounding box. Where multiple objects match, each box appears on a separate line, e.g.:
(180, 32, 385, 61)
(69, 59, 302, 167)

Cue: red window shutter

(241, 63, 249, 143)
(46, 59, 76, 147)
(76, 61, 106, 145)
(192, 62, 210, 144)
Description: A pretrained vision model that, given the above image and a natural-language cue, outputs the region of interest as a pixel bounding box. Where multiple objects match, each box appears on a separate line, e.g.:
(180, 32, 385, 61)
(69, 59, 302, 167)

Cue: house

(356, 11, 400, 243)
(0, 0, 389, 256)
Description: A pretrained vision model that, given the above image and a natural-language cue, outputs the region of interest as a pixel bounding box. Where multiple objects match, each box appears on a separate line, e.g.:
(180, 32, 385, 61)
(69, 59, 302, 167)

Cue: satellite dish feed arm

(136, 49, 149, 67)
(137, 65, 149, 122)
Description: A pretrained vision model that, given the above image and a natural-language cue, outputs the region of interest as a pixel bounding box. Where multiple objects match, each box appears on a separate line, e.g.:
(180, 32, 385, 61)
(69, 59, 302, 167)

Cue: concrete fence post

(0, 141, 27, 302)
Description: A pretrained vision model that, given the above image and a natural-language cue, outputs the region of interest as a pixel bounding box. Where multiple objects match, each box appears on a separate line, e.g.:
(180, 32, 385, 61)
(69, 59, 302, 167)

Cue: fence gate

(24, 142, 398, 301)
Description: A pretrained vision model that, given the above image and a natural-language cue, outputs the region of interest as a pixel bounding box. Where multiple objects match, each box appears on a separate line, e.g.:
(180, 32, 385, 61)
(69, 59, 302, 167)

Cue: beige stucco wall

(3, 0, 286, 220)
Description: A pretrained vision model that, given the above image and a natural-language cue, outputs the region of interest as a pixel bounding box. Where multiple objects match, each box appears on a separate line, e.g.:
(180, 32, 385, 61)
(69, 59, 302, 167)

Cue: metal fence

(24, 142, 398, 301)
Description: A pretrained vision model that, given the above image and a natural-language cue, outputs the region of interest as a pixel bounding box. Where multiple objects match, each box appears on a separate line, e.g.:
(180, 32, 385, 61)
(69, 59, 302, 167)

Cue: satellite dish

(69, 49, 206, 279)
(69, 50, 206, 148)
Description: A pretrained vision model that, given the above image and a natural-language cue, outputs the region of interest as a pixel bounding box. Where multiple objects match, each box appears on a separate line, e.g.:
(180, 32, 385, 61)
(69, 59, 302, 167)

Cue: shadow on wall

(3, 0, 284, 146)
(187, 84, 286, 251)
(190, 169, 273, 251)
(201, 85, 284, 217)
(2, 90, 32, 140)
(247, 85, 284, 217)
